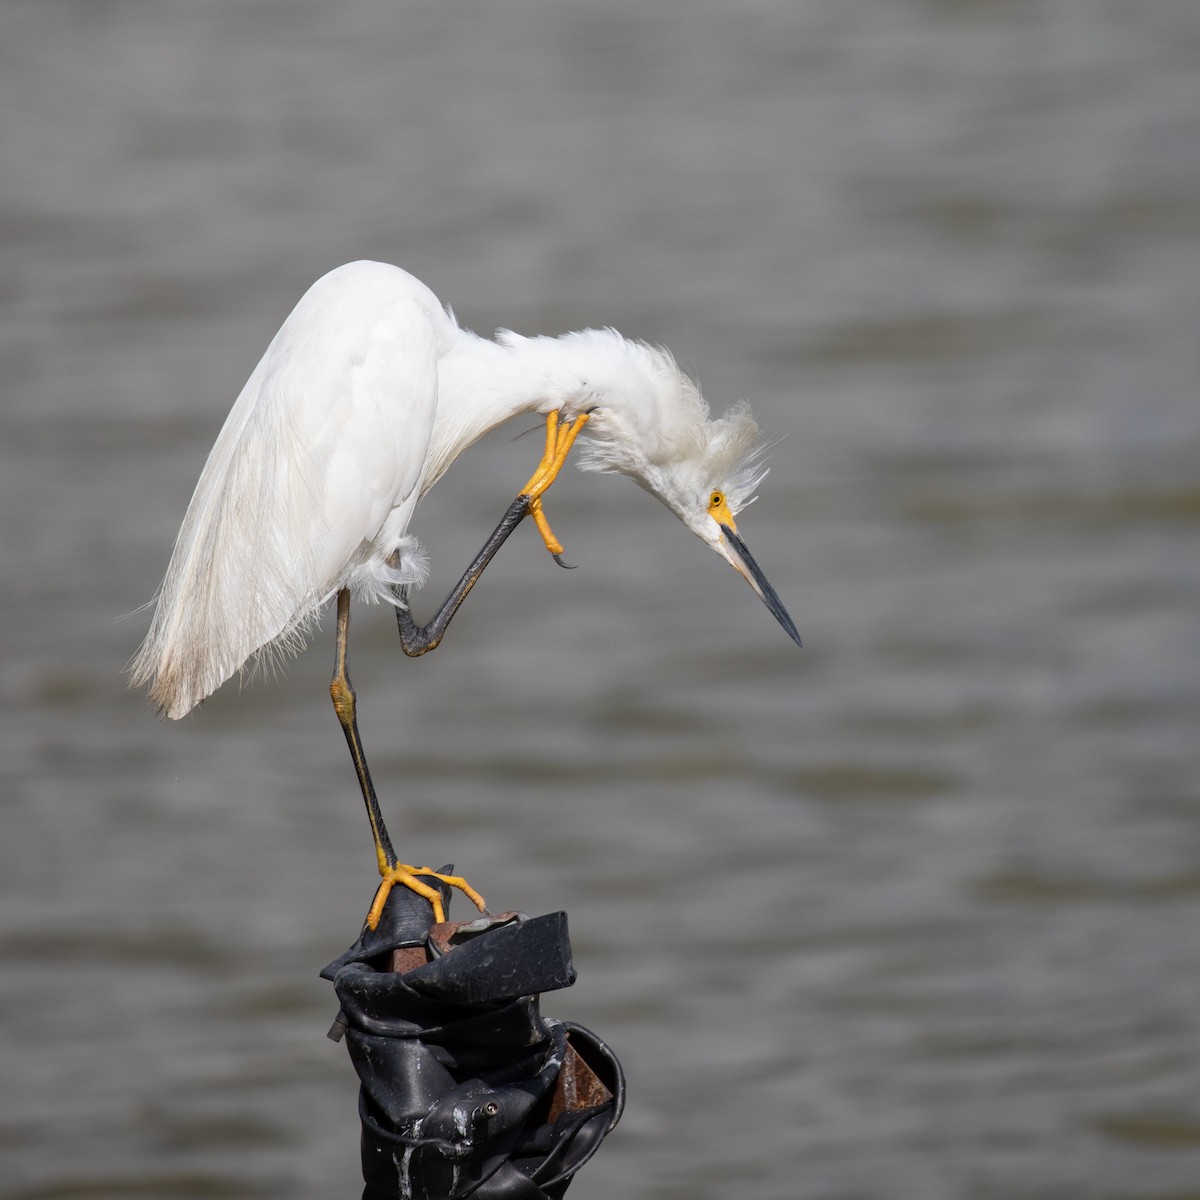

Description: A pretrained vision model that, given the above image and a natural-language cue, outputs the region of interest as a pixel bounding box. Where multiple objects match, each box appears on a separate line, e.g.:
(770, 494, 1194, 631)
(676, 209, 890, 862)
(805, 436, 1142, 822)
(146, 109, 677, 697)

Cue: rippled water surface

(3, 2, 1199, 1197)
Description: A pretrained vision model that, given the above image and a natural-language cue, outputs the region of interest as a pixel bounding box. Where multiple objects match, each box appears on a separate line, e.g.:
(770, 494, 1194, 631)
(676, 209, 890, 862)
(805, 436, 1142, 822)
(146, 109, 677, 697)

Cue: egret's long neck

(422, 326, 655, 493)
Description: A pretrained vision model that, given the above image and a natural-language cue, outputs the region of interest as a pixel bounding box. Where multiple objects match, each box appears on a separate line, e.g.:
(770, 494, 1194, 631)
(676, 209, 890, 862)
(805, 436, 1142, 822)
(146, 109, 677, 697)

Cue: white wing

(131, 262, 444, 718)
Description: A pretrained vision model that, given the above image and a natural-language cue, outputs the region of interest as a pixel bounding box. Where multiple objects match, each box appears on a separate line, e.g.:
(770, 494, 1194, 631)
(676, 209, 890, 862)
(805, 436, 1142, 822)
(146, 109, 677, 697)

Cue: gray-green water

(3, 2, 1199, 1197)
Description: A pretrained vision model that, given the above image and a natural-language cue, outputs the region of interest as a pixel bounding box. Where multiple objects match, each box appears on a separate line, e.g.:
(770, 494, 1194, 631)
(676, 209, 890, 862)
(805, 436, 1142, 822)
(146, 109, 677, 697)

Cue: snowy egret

(131, 260, 800, 927)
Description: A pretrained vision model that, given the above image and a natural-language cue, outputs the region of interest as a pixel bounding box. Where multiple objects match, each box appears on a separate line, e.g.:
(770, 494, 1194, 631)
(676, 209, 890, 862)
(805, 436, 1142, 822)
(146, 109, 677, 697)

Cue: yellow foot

(520, 410, 591, 559)
(365, 863, 487, 930)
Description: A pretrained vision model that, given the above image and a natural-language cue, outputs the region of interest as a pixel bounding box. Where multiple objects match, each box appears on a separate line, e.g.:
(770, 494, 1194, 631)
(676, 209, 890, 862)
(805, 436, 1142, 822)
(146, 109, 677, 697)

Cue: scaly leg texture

(330, 589, 486, 929)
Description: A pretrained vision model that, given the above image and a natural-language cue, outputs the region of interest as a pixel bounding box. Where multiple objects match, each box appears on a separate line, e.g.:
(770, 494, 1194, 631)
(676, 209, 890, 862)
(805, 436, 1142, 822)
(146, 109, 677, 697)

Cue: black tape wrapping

(322, 876, 624, 1200)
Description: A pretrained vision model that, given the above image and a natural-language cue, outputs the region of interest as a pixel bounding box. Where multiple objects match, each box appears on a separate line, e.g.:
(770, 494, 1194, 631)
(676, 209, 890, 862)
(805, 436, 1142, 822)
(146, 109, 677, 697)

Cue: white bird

(131, 260, 800, 927)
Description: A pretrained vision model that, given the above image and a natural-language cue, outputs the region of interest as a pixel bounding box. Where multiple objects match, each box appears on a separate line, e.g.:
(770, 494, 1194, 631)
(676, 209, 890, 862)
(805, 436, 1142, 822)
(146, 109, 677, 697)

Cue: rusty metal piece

(548, 1039, 613, 1123)
(387, 943, 430, 973)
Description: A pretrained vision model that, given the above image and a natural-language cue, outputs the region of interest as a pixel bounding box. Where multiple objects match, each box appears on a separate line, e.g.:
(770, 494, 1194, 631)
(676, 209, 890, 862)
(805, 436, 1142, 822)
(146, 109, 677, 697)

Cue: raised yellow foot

(520, 410, 591, 562)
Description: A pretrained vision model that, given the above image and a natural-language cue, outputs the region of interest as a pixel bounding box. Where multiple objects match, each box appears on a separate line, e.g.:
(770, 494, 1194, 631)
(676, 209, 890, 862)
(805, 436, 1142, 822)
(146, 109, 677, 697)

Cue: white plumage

(131, 260, 797, 720)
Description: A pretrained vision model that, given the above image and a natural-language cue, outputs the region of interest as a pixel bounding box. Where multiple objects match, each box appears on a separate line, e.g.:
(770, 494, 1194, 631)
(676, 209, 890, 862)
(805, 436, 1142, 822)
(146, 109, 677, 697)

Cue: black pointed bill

(719, 524, 802, 647)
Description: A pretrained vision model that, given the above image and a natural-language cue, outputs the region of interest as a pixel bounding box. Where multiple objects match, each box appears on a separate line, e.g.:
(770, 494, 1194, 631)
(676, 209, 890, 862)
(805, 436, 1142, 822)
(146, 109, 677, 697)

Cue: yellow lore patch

(708, 489, 738, 531)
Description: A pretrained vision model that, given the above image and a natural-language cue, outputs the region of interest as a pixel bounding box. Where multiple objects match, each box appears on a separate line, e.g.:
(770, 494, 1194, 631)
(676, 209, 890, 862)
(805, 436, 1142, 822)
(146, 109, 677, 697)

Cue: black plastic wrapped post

(321, 872, 624, 1199)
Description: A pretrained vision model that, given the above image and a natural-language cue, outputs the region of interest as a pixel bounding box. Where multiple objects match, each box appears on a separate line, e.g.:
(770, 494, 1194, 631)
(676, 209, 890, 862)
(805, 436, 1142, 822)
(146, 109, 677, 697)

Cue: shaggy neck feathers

(425, 325, 766, 520)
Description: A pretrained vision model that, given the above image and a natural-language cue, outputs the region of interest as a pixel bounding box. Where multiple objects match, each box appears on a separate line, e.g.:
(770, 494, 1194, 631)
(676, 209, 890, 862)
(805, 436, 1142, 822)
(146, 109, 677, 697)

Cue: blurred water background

(2, 2, 1199, 1197)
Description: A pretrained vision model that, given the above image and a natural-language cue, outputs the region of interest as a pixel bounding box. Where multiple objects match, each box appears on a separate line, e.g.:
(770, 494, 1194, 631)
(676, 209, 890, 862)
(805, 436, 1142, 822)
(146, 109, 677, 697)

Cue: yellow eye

(709, 490, 725, 511)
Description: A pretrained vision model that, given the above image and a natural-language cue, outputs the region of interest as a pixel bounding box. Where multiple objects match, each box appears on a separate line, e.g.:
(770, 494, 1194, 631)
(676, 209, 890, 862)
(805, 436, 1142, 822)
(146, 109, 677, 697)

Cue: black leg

(396, 409, 593, 656)
(333, 591, 491, 931)
(396, 495, 531, 657)
(330, 588, 397, 871)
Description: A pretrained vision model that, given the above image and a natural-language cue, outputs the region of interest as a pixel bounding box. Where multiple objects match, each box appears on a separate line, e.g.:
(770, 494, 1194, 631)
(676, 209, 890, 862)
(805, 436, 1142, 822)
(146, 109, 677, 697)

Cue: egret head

(571, 336, 802, 647)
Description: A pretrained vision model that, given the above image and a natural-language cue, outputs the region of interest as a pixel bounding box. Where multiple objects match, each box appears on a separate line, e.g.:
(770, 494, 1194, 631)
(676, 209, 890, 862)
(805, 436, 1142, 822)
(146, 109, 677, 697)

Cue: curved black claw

(552, 553, 578, 570)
